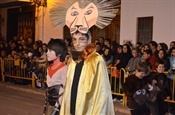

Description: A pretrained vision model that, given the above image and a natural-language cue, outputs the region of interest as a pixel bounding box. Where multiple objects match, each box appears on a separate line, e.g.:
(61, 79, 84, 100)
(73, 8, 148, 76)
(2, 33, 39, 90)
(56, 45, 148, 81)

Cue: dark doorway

(7, 5, 35, 42)
(7, 8, 18, 42)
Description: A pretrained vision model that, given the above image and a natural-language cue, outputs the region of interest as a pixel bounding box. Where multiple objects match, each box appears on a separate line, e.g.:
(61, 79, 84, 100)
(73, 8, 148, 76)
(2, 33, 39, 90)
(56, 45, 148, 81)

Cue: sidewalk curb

(0, 81, 45, 96)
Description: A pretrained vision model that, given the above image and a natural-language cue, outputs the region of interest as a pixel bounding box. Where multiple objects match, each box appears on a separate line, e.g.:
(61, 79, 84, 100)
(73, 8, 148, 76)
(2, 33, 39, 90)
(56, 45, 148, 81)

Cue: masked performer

(43, 38, 68, 115)
(49, 0, 119, 115)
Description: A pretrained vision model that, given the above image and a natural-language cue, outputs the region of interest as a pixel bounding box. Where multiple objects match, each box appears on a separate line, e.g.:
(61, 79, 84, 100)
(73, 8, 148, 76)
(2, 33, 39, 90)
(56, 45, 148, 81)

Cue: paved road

(0, 82, 130, 115)
(0, 85, 45, 115)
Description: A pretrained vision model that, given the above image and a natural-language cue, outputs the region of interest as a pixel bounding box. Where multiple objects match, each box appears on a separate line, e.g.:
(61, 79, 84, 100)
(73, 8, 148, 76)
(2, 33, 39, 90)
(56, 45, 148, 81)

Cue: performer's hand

(51, 104, 60, 115)
(51, 108, 59, 115)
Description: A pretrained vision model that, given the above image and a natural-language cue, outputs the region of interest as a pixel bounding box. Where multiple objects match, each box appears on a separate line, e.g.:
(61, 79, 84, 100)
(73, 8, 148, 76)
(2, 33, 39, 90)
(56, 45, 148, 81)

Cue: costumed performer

(43, 38, 68, 115)
(49, 0, 120, 115)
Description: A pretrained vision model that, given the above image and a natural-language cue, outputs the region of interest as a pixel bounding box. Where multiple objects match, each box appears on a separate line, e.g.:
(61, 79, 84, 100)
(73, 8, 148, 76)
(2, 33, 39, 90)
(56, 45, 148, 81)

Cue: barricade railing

(164, 71, 175, 103)
(109, 67, 127, 106)
(1, 58, 37, 88)
(109, 67, 175, 106)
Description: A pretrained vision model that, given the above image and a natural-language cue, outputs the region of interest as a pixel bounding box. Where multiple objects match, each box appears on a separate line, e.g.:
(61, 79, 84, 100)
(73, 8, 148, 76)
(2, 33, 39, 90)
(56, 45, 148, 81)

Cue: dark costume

(123, 75, 158, 115)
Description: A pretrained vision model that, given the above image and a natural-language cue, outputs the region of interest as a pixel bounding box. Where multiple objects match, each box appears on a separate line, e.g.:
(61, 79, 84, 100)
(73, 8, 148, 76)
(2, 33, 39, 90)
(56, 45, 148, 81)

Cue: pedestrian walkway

(0, 81, 130, 115)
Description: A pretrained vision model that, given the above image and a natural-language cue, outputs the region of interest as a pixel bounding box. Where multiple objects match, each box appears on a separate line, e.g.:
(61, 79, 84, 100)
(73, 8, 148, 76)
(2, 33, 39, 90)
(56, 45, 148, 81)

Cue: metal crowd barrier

(109, 67, 175, 106)
(109, 67, 127, 106)
(164, 72, 175, 103)
(0, 58, 47, 88)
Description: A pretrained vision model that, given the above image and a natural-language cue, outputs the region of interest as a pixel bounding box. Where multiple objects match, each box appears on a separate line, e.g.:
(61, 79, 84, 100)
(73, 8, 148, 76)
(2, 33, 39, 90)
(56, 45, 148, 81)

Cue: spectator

(144, 44, 150, 50)
(123, 62, 152, 115)
(95, 42, 103, 54)
(149, 60, 171, 115)
(42, 43, 47, 53)
(111, 41, 118, 58)
(156, 49, 170, 71)
(117, 44, 132, 69)
(149, 41, 158, 57)
(142, 49, 156, 70)
(169, 41, 175, 49)
(139, 45, 145, 56)
(157, 43, 164, 51)
(0, 50, 7, 59)
(102, 47, 113, 66)
(103, 38, 111, 49)
(98, 36, 104, 47)
(125, 48, 141, 75)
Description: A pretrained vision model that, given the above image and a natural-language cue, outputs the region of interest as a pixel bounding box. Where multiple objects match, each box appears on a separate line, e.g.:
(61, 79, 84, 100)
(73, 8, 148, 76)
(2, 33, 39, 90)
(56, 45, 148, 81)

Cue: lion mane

(49, 0, 120, 30)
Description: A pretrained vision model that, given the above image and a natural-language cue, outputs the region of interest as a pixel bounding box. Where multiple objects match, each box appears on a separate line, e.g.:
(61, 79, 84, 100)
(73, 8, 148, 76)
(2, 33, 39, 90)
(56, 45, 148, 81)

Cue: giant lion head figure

(49, 0, 119, 34)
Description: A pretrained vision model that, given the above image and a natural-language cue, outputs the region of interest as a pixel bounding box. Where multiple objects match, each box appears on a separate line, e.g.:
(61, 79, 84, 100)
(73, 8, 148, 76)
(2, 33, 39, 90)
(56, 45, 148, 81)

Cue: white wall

(36, 0, 63, 43)
(120, 0, 175, 47)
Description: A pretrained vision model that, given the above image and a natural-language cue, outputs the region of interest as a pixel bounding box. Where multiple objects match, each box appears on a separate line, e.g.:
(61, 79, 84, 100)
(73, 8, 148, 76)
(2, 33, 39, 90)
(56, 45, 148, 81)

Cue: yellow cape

(60, 51, 115, 115)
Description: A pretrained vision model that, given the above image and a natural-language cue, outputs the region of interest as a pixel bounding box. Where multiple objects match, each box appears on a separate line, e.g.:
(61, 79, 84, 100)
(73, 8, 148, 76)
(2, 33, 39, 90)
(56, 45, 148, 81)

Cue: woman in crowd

(102, 47, 113, 66)
(125, 48, 141, 75)
(117, 44, 132, 69)
(156, 49, 170, 71)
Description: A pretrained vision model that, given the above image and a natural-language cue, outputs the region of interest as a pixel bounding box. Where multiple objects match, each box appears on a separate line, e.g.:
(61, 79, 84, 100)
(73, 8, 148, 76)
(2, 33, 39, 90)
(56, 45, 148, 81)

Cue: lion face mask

(49, 0, 119, 34)
(66, 2, 98, 34)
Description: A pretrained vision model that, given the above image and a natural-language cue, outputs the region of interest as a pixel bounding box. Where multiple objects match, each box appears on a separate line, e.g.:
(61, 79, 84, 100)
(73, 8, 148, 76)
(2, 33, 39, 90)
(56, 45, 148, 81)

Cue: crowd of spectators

(0, 35, 47, 86)
(0, 35, 175, 81)
(0, 35, 175, 113)
(94, 37, 175, 114)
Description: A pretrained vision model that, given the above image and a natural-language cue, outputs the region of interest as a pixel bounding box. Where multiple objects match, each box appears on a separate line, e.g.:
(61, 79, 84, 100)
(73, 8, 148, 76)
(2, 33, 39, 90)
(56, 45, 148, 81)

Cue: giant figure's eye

(148, 84, 153, 91)
(136, 90, 141, 95)
(142, 89, 146, 95)
(84, 10, 92, 15)
(71, 11, 79, 16)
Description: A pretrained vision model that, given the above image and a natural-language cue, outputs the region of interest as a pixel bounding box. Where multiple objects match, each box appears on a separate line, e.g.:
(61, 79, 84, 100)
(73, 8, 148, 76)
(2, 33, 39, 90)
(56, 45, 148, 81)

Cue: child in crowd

(142, 49, 156, 70)
(149, 60, 171, 115)
(123, 62, 152, 115)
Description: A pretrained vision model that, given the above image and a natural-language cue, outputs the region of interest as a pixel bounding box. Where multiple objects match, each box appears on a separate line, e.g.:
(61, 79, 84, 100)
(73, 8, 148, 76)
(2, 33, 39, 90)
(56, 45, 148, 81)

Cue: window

(137, 17, 153, 44)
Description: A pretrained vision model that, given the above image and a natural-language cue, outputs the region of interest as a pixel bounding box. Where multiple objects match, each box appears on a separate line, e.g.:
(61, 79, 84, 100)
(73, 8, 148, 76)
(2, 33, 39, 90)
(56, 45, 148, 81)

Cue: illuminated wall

(35, 0, 63, 43)
(120, 0, 175, 47)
